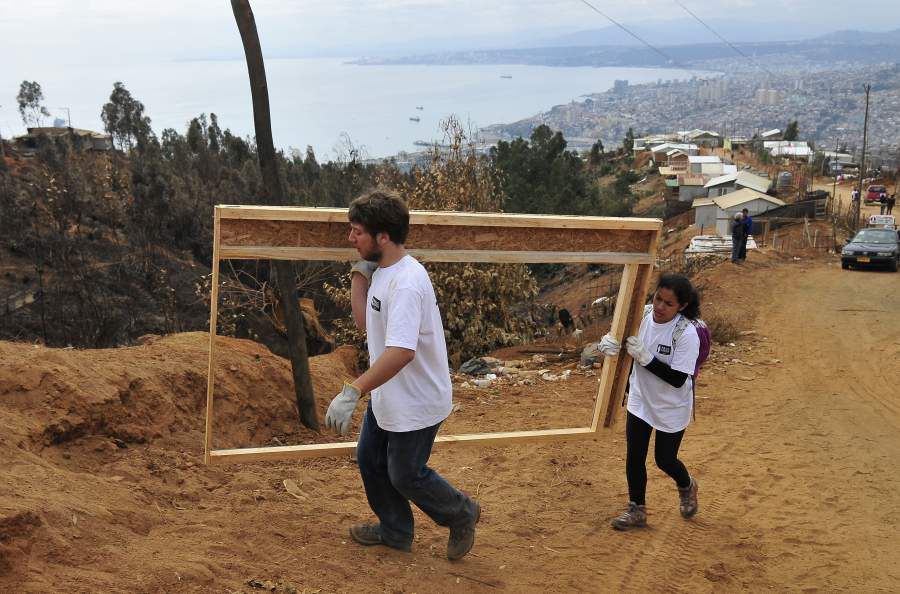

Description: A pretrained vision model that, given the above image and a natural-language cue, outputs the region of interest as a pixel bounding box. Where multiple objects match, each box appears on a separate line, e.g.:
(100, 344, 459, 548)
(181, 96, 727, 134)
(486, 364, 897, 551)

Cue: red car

(865, 184, 887, 204)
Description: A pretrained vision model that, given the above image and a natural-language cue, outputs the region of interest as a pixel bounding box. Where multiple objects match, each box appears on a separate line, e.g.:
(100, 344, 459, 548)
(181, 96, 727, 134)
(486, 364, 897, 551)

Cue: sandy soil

(1, 249, 899, 592)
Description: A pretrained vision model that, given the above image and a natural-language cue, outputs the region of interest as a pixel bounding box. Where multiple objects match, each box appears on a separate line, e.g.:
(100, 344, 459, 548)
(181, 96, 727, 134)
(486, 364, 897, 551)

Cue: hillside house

(649, 143, 698, 164)
(688, 155, 721, 174)
(668, 151, 689, 171)
(681, 129, 721, 148)
(14, 126, 112, 154)
(692, 188, 786, 235)
(764, 141, 813, 162)
(633, 134, 679, 153)
(724, 136, 751, 152)
(675, 173, 708, 203)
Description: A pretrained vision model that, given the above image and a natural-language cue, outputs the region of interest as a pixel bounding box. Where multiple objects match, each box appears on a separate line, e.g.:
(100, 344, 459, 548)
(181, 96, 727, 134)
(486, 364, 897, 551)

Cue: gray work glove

(350, 260, 378, 283)
(598, 333, 621, 357)
(325, 383, 362, 435)
(625, 336, 653, 367)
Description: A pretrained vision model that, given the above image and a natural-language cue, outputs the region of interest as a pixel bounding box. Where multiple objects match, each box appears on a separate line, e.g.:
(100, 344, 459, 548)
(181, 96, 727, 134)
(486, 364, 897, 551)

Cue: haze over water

(1, 58, 696, 159)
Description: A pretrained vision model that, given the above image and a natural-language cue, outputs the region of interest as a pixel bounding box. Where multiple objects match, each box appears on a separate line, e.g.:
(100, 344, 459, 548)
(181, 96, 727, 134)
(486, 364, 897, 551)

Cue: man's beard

(361, 246, 382, 263)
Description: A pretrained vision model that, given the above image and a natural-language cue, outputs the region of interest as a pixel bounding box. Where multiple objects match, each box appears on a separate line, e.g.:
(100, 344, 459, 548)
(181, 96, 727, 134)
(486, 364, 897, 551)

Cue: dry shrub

(703, 308, 741, 344)
(326, 116, 539, 368)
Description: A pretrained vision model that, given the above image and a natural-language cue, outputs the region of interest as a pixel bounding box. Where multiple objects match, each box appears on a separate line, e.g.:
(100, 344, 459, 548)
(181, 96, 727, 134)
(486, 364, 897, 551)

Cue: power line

(575, 0, 697, 74)
(672, 0, 776, 78)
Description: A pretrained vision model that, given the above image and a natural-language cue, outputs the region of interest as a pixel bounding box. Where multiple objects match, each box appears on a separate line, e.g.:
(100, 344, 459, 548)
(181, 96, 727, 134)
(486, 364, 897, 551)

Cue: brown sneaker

(678, 478, 699, 518)
(447, 501, 481, 561)
(611, 502, 647, 531)
(349, 523, 411, 552)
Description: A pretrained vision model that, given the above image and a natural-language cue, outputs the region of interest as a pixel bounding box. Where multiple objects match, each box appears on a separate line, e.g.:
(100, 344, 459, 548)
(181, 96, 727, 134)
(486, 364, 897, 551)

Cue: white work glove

(597, 333, 621, 356)
(625, 336, 653, 367)
(350, 260, 378, 283)
(325, 383, 362, 435)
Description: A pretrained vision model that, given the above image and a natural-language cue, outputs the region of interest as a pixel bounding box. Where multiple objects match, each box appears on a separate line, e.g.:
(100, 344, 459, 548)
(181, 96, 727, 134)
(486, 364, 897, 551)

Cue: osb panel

(219, 220, 654, 254)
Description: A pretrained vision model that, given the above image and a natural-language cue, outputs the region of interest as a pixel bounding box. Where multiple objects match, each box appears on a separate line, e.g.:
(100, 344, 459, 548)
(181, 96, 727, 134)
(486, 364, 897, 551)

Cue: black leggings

(625, 411, 691, 506)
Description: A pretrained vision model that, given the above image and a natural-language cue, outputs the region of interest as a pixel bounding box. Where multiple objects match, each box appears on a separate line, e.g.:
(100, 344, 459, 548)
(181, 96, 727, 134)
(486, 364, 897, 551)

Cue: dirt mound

(0, 334, 356, 588)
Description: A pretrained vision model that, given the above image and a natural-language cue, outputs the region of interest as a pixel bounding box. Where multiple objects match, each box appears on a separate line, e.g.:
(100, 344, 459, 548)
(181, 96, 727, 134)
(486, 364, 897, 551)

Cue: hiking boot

(447, 501, 481, 561)
(348, 523, 411, 552)
(678, 478, 699, 518)
(611, 502, 647, 531)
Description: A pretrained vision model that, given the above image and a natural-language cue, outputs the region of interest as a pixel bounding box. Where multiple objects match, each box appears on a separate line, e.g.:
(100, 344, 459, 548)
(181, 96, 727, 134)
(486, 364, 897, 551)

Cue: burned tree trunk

(230, 0, 320, 431)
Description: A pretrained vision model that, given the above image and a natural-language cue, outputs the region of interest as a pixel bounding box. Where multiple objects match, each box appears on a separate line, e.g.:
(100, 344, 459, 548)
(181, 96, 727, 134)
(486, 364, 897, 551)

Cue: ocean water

(1, 58, 694, 159)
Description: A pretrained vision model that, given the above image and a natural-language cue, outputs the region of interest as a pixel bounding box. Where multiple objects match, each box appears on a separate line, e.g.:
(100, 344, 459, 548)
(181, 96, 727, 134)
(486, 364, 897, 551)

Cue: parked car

(865, 184, 886, 204)
(841, 227, 900, 271)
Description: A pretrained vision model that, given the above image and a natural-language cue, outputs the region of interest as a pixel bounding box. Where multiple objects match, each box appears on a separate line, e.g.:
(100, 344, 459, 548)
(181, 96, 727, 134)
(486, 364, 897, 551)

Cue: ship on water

(500, 75, 512, 79)
(409, 116, 421, 122)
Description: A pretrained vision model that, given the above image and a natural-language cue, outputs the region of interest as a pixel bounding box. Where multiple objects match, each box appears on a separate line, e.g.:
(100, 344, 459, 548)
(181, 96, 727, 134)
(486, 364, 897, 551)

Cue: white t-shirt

(366, 255, 453, 431)
(626, 312, 700, 433)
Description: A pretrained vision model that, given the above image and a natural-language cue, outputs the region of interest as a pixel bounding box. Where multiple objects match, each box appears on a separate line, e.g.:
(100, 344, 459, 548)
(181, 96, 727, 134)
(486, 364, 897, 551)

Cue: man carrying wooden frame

(323, 189, 480, 560)
(204, 203, 661, 467)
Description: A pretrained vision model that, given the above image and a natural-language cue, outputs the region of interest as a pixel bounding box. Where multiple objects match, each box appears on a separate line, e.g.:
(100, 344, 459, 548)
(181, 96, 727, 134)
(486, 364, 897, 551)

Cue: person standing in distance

(595, 274, 701, 530)
(739, 208, 753, 261)
(325, 189, 481, 560)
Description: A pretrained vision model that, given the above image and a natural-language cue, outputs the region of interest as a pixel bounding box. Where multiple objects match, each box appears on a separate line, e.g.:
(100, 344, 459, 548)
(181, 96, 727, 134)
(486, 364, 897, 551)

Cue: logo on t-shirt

(656, 344, 672, 355)
(370, 296, 381, 312)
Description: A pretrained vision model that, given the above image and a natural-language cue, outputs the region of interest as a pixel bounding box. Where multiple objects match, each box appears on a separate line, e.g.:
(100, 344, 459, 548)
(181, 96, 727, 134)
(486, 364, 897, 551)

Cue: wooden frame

(205, 206, 661, 465)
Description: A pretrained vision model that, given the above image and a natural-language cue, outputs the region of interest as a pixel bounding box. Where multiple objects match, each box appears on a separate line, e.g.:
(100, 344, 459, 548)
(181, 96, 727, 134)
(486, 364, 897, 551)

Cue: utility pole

(854, 84, 871, 231)
(831, 136, 840, 213)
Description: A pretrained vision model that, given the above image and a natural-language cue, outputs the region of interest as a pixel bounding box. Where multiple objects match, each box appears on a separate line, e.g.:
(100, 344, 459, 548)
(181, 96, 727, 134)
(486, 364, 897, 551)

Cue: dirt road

(1, 253, 898, 592)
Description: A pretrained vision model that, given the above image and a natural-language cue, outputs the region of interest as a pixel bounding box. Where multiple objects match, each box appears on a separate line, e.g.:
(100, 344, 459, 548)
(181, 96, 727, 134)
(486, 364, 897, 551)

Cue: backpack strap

(671, 314, 697, 421)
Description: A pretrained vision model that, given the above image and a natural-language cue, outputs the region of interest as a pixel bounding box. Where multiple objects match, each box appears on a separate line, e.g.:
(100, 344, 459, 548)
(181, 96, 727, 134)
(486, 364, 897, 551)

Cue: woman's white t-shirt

(366, 255, 453, 432)
(626, 312, 700, 433)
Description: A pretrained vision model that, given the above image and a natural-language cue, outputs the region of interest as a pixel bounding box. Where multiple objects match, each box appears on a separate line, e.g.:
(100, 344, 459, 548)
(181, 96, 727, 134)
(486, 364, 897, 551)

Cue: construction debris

(685, 235, 758, 254)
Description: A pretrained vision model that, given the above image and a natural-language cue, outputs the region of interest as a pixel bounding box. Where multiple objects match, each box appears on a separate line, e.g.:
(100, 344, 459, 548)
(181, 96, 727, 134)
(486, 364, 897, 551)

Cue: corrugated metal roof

(688, 156, 721, 163)
(704, 171, 771, 193)
(713, 188, 785, 209)
(692, 197, 715, 208)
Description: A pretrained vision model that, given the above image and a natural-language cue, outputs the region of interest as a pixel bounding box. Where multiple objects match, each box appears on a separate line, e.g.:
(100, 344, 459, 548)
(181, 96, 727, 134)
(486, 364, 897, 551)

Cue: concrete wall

(679, 185, 707, 203)
(694, 204, 718, 231)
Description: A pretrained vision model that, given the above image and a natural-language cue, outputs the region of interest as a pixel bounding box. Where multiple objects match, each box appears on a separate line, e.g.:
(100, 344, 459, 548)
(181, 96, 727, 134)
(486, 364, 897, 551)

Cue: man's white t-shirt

(366, 255, 452, 432)
(626, 312, 700, 433)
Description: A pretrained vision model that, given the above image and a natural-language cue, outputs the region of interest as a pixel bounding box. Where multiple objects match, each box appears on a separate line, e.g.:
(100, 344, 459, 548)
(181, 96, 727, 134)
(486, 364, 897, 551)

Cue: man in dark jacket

(739, 208, 753, 261)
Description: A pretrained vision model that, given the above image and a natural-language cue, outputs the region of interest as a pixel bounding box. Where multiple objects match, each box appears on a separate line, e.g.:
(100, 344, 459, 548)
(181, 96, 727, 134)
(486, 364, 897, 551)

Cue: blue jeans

(357, 402, 475, 549)
(731, 236, 742, 262)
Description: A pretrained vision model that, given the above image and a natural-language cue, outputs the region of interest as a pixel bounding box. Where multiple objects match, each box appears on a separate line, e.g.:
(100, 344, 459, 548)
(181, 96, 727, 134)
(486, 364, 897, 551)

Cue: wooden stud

(218, 246, 654, 265)
(216, 205, 662, 231)
(208, 427, 597, 465)
(602, 263, 655, 429)
(590, 263, 639, 432)
(203, 210, 222, 465)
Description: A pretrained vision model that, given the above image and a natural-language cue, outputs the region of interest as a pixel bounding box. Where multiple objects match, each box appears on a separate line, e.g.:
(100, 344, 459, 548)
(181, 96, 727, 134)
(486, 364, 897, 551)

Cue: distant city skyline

(1, 0, 899, 68)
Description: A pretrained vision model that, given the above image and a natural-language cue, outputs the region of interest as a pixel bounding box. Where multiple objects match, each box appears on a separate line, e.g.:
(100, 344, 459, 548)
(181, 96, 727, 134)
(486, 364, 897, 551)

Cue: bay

(1, 58, 695, 159)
